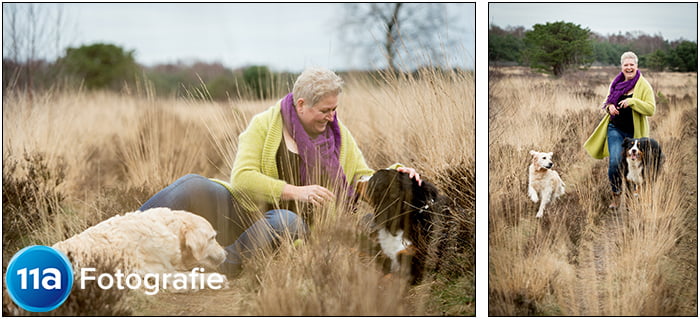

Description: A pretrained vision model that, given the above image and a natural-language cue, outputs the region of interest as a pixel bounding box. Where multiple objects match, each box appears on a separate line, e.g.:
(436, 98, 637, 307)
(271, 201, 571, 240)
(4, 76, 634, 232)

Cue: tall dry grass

(488, 66, 697, 316)
(2, 68, 475, 315)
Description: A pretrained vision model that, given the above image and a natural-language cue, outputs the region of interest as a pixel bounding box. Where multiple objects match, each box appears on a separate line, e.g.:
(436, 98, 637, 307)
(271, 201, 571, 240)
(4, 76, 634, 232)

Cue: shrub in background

(59, 43, 139, 90)
(243, 65, 273, 99)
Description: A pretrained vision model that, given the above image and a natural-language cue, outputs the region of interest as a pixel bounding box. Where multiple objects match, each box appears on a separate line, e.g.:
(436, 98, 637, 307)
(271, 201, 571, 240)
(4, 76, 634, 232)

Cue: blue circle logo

(5, 245, 74, 312)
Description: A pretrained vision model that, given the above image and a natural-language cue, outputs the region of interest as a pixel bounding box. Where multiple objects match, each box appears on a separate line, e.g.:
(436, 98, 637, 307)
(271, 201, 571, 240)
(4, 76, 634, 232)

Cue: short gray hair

(292, 67, 343, 107)
(620, 51, 638, 65)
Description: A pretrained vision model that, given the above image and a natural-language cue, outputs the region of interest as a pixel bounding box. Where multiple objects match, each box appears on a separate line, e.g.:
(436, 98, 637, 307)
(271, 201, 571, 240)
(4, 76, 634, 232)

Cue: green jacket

(583, 75, 656, 159)
(213, 101, 375, 211)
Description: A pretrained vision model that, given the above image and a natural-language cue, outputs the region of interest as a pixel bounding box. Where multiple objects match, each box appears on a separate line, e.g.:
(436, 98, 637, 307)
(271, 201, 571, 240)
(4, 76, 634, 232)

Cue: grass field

(2, 68, 475, 316)
(488, 66, 697, 316)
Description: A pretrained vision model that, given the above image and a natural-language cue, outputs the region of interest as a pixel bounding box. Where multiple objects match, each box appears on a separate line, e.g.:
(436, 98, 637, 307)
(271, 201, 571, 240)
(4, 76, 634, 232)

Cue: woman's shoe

(609, 192, 621, 209)
(220, 261, 243, 278)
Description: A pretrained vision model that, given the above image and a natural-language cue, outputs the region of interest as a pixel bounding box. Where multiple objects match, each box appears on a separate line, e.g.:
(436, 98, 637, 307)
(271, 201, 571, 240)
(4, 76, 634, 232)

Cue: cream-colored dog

(528, 150, 565, 218)
(53, 207, 227, 289)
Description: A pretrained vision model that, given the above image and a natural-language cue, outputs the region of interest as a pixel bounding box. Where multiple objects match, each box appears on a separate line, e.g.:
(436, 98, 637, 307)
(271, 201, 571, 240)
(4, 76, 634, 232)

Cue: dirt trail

(570, 106, 697, 316)
(134, 282, 248, 315)
(573, 206, 622, 315)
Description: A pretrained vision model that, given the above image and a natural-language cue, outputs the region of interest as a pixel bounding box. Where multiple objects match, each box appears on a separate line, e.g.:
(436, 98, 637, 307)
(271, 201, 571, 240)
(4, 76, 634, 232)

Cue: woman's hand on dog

(282, 184, 335, 206)
(281, 167, 421, 206)
(397, 166, 422, 186)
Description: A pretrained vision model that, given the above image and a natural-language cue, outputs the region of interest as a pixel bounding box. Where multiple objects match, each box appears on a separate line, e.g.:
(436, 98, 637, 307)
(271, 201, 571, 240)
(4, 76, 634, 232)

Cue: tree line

(3, 3, 469, 99)
(489, 21, 697, 76)
(2, 43, 299, 100)
(2, 42, 464, 101)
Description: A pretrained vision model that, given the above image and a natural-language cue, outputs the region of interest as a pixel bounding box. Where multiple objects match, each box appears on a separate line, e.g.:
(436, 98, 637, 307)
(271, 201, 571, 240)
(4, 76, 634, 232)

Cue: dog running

(528, 150, 565, 218)
(620, 137, 665, 196)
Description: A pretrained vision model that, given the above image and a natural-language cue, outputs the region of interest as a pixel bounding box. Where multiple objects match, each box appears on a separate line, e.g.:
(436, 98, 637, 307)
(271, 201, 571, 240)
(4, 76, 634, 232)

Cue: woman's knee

(141, 174, 208, 210)
(148, 173, 228, 217)
(609, 154, 622, 170)
(172, 174, 228, 199)
(608, 140, 624, 168)
(174, 174, 209, 188)
(265, 209, 309, 238)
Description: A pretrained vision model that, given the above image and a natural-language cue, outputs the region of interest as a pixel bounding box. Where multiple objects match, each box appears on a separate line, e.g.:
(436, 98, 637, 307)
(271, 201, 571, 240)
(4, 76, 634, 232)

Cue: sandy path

(571, 106, 697, 316)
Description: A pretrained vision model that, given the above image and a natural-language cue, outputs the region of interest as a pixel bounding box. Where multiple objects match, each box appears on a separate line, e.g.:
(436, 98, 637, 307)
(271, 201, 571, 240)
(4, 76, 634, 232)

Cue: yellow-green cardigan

(583, 74, 656, 159)
(213, 101, 375, 211)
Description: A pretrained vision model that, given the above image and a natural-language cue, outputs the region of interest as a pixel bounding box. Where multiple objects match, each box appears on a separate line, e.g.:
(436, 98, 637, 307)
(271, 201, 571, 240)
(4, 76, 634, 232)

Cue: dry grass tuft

(2, 150, 67, 252)
(245, 207, 411, 316)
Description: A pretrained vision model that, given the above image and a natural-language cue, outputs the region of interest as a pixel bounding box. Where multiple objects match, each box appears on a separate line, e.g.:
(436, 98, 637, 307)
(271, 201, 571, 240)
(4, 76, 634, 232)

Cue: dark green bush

(243, 65, 273, 99)
(59, 43, 139, 90)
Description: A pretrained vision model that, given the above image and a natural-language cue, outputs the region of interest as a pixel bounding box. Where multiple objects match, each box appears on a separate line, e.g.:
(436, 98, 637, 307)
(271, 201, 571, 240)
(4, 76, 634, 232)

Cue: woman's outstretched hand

(397, 166, 422, 186)
(282, 184, 335, 206)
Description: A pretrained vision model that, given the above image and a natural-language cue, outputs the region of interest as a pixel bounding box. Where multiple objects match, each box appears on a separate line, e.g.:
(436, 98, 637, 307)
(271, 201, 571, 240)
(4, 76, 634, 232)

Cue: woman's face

(621, 58, 638, 80)
(295, 94, 338, 137)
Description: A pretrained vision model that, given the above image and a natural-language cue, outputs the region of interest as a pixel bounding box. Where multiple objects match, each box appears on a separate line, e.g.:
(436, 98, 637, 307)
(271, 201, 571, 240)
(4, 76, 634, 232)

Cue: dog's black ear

(645, 138, 661, 153)
(367, 170, 406, 234)
(656, 140, 664, 161)
(647, 138, 665, 174)
(368, 169, 428, 235)
(650, 138, 660, 149)
(638, 138, 649, 149)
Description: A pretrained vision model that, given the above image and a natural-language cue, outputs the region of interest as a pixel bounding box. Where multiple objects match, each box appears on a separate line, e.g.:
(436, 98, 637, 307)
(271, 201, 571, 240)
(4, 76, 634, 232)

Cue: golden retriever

(528, 150, 565, 218)
(53, 207, 227, 290)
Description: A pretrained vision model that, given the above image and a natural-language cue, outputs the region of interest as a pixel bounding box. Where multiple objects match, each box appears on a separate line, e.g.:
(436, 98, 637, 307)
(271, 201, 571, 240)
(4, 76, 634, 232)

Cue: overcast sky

(2, 3, 475, 72)
(489, 3, 697, 42)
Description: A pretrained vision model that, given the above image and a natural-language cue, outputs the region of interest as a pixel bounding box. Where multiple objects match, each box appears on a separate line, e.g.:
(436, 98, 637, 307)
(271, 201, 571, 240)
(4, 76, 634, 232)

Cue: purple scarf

(604, 70, 640, 111)
(280, 93, 350, 195)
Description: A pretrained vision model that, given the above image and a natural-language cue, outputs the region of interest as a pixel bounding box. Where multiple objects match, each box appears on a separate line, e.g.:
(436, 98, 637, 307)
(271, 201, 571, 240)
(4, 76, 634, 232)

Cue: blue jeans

(139, 174, 309, 276)
(222, 209, 308, 276)
(607, 123, 633, 194)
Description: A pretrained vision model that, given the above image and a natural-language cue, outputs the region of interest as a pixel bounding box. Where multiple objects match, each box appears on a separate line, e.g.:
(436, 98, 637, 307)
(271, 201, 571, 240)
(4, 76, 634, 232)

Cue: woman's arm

(232, 107, 337, 207)
(281, 183, 335, 205)
(339, 123, 424, 192)
(627, 77, 656, 116)
(338, 123, 375, 185)
(230, 112, 287, 204)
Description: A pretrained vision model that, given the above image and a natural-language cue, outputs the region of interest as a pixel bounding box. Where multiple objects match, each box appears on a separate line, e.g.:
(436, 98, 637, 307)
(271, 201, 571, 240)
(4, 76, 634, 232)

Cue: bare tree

(340, 3, 467, 71)
(3, 3, 70, 92)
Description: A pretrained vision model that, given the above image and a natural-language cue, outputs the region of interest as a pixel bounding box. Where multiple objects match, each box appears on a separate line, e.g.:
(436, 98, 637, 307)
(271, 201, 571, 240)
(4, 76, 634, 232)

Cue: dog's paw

(528, 192, 539, 203)
(378, 273, 395, 290)
(535, 211, 544, 218)
(396, 245, 416, 258)
(220, 277, 231, 290)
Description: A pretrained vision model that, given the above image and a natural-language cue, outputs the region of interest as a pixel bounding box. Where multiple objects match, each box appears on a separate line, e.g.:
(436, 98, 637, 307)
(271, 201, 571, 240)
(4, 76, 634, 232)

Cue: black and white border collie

(364, 169, 442, 283)
(620, 137, 665, 195)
